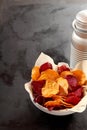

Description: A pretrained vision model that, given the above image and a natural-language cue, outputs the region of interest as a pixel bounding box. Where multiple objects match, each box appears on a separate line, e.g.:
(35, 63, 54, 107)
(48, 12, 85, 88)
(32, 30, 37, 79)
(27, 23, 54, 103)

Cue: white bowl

(24, 53, 87, 116)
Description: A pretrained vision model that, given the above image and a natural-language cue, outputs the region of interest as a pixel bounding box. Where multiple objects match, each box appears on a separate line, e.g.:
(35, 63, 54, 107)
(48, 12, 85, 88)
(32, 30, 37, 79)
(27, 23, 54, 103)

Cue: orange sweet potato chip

(31, 66, 40, 80)
(60, 71, 73, 78)
(44, 96, 73, 108)
(38, 69, 59, 81)
(44, 99, 61, 108)
(72, 69, 86, 86)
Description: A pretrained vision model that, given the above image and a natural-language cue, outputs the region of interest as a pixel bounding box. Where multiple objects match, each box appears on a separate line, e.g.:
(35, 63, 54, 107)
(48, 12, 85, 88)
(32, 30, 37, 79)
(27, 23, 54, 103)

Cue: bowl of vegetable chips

(25, 53, 87, 116)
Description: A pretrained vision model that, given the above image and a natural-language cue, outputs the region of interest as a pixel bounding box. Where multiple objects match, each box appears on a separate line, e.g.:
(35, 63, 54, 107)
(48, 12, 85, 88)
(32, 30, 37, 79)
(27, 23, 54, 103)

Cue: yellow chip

(72, 69, 86, 86)
(31, 66, 40, 80)
(42, 80, 59, 98)
(56, 77, 69, 95)
(38, 69, 59, 81)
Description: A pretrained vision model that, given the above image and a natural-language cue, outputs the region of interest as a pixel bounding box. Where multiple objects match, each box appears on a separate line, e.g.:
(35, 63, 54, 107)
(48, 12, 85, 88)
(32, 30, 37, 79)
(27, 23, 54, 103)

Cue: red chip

(65, 95, 81, 105)
(58, 65, 70, 74)
(34, 95, 44, 105)
(40, 62, 52, 72)
(31, 80, 46, 95)
(68, 87, 83, 98)
(66, 87, 83, 105)
(65, 75, 78, 91)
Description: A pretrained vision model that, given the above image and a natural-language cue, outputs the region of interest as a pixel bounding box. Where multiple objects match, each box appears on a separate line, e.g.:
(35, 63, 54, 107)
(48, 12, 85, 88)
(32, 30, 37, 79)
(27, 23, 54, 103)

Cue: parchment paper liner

(25, 52, 87, 115)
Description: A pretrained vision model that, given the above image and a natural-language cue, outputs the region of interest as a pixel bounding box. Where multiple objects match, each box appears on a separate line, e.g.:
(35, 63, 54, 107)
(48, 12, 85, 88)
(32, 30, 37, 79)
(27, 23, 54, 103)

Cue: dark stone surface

(0, 1, 87, 130)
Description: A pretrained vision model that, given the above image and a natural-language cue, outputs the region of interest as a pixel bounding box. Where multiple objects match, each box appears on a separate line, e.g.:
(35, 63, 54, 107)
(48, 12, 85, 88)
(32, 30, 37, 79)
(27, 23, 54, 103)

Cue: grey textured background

(0, 0, 87, 129)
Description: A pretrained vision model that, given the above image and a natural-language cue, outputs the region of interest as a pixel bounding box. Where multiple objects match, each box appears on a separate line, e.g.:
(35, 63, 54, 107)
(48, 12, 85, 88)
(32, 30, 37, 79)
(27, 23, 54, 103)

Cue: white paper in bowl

(24, 52, 87, 115)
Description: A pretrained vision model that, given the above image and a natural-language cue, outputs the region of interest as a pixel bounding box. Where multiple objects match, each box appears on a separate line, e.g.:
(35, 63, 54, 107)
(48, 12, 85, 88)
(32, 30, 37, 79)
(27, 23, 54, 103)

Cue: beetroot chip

(31, 80, 46, 95)
(58, 65, 70, 74)
(65, 75, 78, 91)
(40, 62, 53, 72)
(68, 87, 83, 98)
(65, 95, 81, 105)
(34, 95, 45, 105)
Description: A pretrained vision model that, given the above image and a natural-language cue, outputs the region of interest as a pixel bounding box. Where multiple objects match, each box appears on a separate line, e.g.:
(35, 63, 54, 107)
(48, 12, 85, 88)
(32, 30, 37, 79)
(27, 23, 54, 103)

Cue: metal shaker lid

(73, 10, 87, 32)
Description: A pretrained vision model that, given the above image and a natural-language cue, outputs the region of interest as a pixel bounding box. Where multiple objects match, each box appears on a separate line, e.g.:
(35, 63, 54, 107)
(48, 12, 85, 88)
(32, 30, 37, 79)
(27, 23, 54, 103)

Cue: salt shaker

(70, 10, 87, 68)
